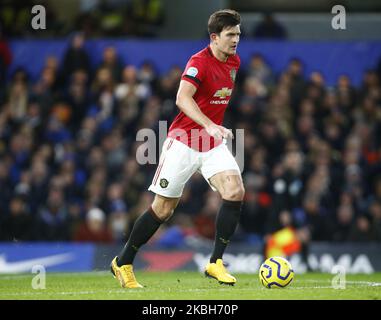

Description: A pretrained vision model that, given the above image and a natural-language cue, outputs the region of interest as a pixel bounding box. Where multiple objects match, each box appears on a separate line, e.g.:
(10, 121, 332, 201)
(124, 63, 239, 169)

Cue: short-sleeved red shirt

(168, 45, 240, 152)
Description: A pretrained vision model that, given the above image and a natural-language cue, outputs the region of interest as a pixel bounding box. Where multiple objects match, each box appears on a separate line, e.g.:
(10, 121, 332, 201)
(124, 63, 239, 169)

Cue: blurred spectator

(332, 203, 354, 242)
(33, 66, 60, 117)
(108, 200, 129, 242)
(115, 65, 152, 106)
(121, 158, 147, 205)
(245, 53, 273, 86)
(97, 1, 126, 36)
(127, 0, 165, 37)
(138, 60, 158, 87)
(240, 148, 271, 237)
(60, 32, 91, 85)
(0, 0, 30, 37)
(258, 118, 285, 167)
(0, 25, 12, 99)
(377, 56, 381, 84)
(33, 189, 70, 241)
(127, 191, 154, 224)
(0, 196, 33, 241)
(367, 200, 381, 239)
(66, 199, 84, 239)
(348, 215, 380, 242)
(300, 195, 334, 241)
(97, 46, 124, 83)
(0, 160, 13, 214)
(193, 190, 221, 240)
(74, 207, 113, 243)
(287, 58, 307, 109)
(370, 178, 381, 208)
(100, 129, 127, 178)
(252, 13, 287, 39)
(267, 151, 305, 228)
(28, 151, 51, 212)
(64, 69, 91, 132)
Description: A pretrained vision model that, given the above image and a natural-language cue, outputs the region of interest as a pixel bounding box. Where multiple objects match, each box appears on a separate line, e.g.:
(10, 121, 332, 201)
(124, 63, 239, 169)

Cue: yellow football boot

(110, 257, 143, 288)
(204, 259, 236, 285)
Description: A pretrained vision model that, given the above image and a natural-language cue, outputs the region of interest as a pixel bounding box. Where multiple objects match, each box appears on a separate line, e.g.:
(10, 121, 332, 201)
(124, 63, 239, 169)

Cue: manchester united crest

(230, 68, 237, 82)
(160, 178, 169, 188)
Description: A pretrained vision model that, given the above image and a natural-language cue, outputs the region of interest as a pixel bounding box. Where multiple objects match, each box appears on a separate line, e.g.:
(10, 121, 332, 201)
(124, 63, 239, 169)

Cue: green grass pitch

(0, 271, 380, 300)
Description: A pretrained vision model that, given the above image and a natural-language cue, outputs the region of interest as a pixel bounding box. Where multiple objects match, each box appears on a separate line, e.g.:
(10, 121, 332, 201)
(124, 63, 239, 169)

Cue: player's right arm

(176, 80, 233, 140)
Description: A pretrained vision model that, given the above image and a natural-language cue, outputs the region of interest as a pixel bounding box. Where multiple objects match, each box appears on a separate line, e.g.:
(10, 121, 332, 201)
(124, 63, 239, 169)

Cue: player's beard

(225, 47, 236, 57)
(224, 44, 237, 56)
(214, 43, 237, 60)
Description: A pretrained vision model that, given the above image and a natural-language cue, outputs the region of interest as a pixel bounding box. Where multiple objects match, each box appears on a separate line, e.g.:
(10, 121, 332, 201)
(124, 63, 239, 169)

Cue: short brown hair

(208, 9, 241, 35)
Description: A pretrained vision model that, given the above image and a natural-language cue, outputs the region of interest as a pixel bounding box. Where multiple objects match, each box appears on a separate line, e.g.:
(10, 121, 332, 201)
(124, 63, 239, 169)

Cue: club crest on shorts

(230, 68, 237, 82)
(160, 178, 169, 188)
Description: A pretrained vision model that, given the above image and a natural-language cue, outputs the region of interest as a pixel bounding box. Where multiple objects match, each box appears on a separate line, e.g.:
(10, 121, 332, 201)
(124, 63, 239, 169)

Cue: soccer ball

(259, 256, 294, 289)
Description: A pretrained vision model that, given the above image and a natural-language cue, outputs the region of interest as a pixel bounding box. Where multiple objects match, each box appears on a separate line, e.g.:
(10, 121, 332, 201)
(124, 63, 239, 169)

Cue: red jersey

(168, 46, 240, 152)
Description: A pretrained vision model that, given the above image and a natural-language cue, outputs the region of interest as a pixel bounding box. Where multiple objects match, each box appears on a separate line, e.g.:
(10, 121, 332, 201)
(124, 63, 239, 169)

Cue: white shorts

(148, 138, 241, 198)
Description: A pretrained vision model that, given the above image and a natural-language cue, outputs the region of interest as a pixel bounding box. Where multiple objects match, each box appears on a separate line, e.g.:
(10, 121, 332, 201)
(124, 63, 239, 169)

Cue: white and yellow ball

(259, 256, 294, 289)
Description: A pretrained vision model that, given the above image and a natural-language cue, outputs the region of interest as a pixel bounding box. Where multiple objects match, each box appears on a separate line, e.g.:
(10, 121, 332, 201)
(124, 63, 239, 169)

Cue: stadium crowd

(1, 34, 381, 246)
(0, 0, 284, 40)
(0, 0, 166, 38)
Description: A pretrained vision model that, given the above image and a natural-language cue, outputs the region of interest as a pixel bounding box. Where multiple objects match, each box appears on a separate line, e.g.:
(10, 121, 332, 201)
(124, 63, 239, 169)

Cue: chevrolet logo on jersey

(213, 87, 232, 99)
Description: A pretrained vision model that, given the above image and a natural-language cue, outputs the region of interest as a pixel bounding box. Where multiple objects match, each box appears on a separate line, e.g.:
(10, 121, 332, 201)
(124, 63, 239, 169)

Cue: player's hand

(205, 123, 233, 140)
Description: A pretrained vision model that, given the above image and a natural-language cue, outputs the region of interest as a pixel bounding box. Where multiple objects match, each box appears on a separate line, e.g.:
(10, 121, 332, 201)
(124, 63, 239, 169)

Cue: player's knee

(151, 198, 177, 221)
(151, 204, 173, 221)
(154, 207, 174, 221)
(222, 184, 245, 201)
